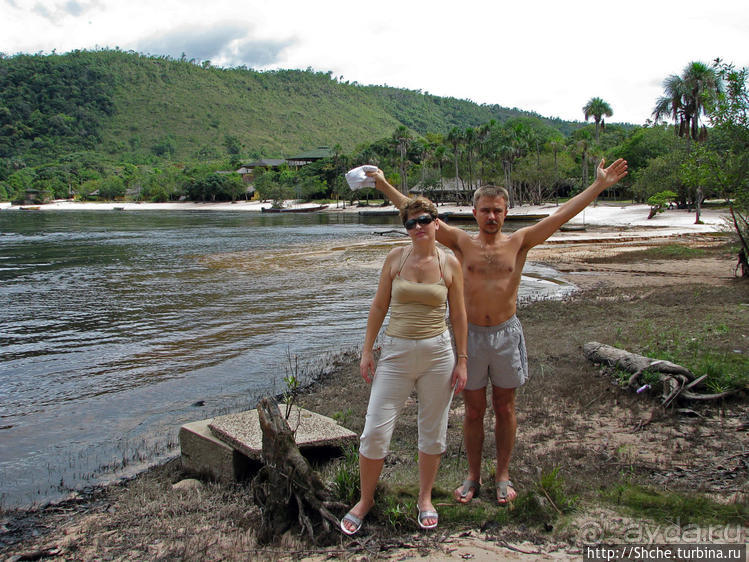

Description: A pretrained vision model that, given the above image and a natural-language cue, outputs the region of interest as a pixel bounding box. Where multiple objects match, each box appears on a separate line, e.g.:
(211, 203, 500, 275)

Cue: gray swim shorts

(465, 315, 529, 390)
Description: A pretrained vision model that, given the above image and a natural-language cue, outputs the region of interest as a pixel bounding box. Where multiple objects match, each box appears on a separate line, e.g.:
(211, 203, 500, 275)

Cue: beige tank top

(385, 247, 448, 339)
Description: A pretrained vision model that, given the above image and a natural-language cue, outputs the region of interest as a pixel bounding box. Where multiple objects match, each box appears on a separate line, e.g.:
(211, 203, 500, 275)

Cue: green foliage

(640, 244, 707, 259)
(632, 149, 688, 203)
(151, 135, 177, 158)
(183, 170, 243, 202)
(652, 61, 722, 142)
(223, 134, 242, 155)
(704, 60, 749, 272)
(253, 167, 293, 203)
(513, 467, 578, 526)
(1, 50, 583, 169)
(1, 49, 744, 215)
(98, 175, 126, 199)
(331, 445, 359, 506)
(380, 495, 413, 530)
(612, 125, 679, 176)
(331, 408, 354, 426)
(646, 190, 678, 216)
(282, 350, 301, 420)
(602, 484, 748, 526)
(0, 51, 115, 163)
(583, 97, 613, 141)
(624, 319, 748, 392)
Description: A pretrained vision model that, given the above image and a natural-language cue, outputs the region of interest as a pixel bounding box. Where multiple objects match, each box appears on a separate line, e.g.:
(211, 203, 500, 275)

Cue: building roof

(286, 146, 333, 162)
(239, 158, 286, 170)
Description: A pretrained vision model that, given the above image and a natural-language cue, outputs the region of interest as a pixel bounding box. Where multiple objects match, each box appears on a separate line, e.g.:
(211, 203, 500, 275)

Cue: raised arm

(367, 167, 469, 254)
(367, 168, 410, 209)
(360, 248, 398, 383)
(519, 158, 628, 250)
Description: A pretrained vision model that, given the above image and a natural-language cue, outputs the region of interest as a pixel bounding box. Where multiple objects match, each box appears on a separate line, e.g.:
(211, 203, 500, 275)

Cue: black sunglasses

(404, 214, 435, 230)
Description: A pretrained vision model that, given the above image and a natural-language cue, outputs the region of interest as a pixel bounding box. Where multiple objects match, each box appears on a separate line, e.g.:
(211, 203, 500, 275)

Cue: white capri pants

(359, 330, 455, 459)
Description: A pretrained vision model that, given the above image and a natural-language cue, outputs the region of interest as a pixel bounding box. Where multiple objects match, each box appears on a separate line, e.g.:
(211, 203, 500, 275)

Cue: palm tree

(447, 127, 463, 191)
(477, 121, 493, 185)
(576, 137, 591, 190)
(582, 97, 613, 142)
(653, 74, 689, 137)
(490, 120, 530, 207)
(652, 62, 722, 142)
(415, 137, 436, 187)
(652, 62, 723, 222)
(434, 144, 448, 188)
(547, 136, 564, 205)
(392, 126, 412, 195)
(464, 127, 476, 189)
(683, 62, 722, 141)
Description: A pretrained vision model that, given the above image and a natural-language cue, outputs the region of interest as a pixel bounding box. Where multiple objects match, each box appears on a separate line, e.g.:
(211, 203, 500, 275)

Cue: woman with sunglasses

(341, 195, 468, 535)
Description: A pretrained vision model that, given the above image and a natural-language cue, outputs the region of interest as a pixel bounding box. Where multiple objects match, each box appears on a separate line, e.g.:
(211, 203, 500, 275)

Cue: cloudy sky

(2, 0, 747, 125)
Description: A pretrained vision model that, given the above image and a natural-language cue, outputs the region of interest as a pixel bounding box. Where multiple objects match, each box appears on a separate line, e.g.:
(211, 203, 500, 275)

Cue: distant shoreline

(0, 199, 346, 213)
(1, 199, 730, 242)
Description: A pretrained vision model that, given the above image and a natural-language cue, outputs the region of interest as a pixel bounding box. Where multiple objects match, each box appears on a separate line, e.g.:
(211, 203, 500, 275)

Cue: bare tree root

(251, 397, 346, 545)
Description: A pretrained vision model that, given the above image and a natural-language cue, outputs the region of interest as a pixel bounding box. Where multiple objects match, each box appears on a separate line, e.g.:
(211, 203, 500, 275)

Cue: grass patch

(644, 245, 706, 259)
(513, 468, 578, 526)
(602, 484, 748, 527)
(330, 445, 359, 506)
(619, 318, 748, 392)
(583, 241, 735, 263)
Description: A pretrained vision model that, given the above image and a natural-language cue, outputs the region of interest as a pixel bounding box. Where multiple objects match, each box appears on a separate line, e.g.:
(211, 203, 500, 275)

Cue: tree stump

(250, 397, 345, 545)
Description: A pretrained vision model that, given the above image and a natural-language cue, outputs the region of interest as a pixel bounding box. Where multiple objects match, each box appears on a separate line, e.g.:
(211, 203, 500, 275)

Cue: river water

(0, 210, 574, 507)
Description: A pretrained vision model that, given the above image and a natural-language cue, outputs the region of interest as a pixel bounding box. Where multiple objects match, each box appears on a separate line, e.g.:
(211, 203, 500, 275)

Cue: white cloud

(132, 21, 294, 66)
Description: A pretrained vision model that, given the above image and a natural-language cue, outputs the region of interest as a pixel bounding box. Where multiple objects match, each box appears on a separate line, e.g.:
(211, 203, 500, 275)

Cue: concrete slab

(178, 418, 257, 482)
(207, 406, 358, 461)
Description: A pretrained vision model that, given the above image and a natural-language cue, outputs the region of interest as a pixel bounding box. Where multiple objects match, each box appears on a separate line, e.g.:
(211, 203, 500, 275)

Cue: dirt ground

(1, 232, 747, 561)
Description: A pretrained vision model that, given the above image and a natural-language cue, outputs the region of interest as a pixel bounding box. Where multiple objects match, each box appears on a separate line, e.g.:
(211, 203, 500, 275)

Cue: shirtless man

(367, 158, 628, 505)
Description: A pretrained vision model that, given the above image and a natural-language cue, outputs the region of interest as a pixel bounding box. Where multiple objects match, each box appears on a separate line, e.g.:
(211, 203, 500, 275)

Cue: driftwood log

(250, 397, 346, 545)
(583, 342, 740, 406)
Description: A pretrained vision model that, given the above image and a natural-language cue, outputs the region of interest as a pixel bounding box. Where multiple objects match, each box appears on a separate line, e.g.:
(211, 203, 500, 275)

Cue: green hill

(0, 50, 581, 166)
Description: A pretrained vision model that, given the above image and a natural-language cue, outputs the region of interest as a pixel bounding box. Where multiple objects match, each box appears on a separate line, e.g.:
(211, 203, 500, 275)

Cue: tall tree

(653, 74, 689, 137)
(447, 127, 463, 192)
(682, 62, 722, 141)
(546, 135, 565, 204)
(392, 126, 412, 195)
(652, 62, 722, 142)
(707, 59, 749, 275)
(577, 137, 590, 191)
(434, 144, 448, 188)
(464, 127, 476, 190)
(489, 120, 530, 207)
(582, 97, 613, 142)
(653, 62, 723, 222)
(476, 121, 493, 185)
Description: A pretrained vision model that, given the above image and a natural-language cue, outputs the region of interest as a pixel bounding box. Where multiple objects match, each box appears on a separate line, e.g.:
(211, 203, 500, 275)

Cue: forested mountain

(0, 49, 578, 165)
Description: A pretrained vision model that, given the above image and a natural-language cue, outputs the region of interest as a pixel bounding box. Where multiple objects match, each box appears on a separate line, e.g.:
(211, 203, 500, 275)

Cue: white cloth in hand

(345, 165, 378, 190)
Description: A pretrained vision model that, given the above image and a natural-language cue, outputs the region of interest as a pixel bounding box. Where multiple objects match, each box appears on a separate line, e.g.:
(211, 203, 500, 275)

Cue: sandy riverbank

(1, 199, 730, 240)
